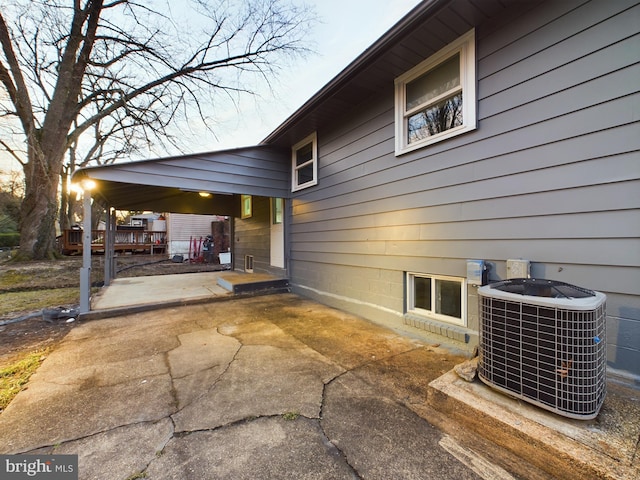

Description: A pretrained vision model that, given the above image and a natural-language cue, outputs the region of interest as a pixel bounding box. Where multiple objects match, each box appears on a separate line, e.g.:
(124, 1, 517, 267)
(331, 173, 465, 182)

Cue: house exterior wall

(287, 0, 640, 379)
(233, 196, 287, 277)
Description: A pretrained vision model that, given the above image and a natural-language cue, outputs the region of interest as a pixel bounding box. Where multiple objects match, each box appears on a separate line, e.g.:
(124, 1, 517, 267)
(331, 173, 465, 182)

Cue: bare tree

(0, 0, 314, 259)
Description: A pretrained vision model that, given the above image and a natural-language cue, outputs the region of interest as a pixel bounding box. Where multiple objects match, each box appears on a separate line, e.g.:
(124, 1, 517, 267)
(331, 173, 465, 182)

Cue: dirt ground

(0, 254, 227, 363)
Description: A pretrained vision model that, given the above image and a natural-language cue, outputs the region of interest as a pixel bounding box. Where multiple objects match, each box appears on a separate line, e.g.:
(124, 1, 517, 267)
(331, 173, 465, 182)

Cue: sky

(206, 0, 423, 150)
(0, 0, 422, 175)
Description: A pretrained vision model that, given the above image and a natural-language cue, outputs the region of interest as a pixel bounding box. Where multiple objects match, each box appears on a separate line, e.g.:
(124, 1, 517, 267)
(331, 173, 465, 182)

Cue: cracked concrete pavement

(0, 293, 504, 480)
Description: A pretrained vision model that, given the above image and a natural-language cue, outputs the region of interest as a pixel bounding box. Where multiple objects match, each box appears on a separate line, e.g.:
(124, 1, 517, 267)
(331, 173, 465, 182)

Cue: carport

(71, 144, 290, 313)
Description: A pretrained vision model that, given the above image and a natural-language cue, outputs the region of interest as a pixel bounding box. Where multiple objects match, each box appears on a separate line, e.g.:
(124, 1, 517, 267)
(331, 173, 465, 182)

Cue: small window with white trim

(395, 29, 476, 155)
(292, 132, 317, 191)
(407, 272, 466, 326)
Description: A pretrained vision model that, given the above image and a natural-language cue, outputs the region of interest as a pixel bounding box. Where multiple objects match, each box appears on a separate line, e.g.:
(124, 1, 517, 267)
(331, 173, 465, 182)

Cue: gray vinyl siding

(80, 146, 289, 209)
(233, 196, 286, 277)
(288, 0, 640, 376)
(137, 149, 288, 197)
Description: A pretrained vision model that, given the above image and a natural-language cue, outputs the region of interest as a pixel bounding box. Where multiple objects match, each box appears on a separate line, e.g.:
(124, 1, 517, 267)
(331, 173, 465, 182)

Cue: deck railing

(59, 229, 167, 255)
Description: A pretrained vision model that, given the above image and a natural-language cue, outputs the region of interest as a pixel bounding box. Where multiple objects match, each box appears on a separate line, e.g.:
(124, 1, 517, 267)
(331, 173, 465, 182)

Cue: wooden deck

(58, 229, 167, 255)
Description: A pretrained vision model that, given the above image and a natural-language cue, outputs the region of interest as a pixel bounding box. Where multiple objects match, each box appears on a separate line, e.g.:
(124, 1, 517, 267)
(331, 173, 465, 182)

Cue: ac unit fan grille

(478, 295, 606, 419)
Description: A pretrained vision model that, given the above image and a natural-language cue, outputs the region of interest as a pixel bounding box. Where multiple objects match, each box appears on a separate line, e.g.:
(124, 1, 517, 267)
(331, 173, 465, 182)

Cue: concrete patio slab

(0, 292, 638, 480)
(0, 295, 489, 479)
(91, 271, 230, 310)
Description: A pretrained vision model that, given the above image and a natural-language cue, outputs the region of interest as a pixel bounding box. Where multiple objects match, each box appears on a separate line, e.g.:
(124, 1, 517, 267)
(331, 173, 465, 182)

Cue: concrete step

(427, 370, 640, 480)
(216, 272, 289, 294)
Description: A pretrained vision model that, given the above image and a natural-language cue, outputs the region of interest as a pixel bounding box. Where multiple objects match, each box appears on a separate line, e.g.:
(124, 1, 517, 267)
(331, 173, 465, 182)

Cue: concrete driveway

(0, 293, 507, 480)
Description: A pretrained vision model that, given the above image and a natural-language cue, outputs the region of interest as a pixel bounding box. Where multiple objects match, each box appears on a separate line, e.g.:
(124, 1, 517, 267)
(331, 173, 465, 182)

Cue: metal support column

(104, 207, 114, 286)
(79, 189, 92, 313)
(110, 210, 116, 280)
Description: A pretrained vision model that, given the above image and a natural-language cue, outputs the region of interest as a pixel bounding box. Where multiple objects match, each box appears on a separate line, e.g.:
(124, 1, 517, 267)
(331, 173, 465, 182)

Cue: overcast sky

(0, 0, 422, 175)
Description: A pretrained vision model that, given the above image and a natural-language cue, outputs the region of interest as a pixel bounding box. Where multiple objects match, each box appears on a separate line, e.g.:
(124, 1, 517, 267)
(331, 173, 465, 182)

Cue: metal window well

(477, 278, 607, 419)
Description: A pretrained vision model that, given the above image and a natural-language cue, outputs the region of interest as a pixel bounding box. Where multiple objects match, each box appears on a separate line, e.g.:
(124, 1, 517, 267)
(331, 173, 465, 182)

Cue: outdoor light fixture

(70, 178, 97, 193)
(178, 188, 222, 197)
(70, 178, 97, 201)
(82, 179, 97, 190)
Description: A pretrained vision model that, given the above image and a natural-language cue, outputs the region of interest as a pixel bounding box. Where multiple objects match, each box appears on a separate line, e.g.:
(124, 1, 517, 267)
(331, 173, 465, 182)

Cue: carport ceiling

(85, 181, 237, 215)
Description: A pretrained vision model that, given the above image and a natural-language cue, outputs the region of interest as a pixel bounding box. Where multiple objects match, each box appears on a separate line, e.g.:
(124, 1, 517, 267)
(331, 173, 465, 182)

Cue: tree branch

(0, 138, 26, 166)
(0, 11, 36, 137)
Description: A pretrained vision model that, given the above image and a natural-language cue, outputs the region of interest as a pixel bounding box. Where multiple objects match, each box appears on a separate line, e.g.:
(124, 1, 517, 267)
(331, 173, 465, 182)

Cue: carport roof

(72, 145, 289, 213)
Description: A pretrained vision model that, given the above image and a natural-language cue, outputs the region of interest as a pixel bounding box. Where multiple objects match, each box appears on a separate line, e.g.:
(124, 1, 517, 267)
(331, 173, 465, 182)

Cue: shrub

(0, 233, 20, 248)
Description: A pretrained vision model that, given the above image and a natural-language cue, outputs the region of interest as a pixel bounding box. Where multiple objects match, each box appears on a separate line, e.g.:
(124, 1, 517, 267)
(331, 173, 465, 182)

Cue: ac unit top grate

(480, 278, 605, 310)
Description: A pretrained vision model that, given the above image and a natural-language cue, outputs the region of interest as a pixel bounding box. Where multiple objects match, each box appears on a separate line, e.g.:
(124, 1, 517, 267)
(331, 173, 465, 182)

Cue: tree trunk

(90, 200, 104, 231)
(60, 166, 70, 231)
(18, 135, 62, 259)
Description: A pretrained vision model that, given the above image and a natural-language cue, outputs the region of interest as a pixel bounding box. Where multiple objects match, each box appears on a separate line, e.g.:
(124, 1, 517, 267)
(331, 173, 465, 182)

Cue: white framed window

(395, 29, 476, 155)
(292, 132, 317, 191)
(407, 272, 466, 326)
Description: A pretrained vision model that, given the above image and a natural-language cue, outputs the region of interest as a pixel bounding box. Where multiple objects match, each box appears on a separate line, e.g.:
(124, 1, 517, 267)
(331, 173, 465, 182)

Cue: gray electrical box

(466, 259, 486, 286)
(507, 259, 530, 279)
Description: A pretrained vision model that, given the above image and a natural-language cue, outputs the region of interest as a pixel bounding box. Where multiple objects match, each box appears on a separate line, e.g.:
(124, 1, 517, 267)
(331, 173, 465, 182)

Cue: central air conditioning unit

(478, 278, 606, 419)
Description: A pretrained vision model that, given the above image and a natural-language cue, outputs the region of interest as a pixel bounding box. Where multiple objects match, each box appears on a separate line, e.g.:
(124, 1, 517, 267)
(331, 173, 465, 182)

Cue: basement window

(407, 272, 466, 326)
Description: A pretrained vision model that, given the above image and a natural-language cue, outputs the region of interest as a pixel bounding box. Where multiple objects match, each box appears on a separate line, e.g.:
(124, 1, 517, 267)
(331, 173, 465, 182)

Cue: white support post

(79, 188, 92, 313)
(110, 209, 116, 281)
(104, 207, 113, 286)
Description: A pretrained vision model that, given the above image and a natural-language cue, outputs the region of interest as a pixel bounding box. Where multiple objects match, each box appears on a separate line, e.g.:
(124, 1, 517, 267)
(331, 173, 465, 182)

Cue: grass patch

(0, 288, 80, 317)
(282, 411, 300, 421)
(0, 265, 81, 292)
(0, 349, 50, 410)
(125, 472, 147, 480)
(0, 270, 31, 288)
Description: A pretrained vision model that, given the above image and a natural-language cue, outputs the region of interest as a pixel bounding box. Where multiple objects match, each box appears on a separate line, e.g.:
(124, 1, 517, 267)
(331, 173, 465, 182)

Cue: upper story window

(395, 29, 476, 155)
(292, 132, 317, 192)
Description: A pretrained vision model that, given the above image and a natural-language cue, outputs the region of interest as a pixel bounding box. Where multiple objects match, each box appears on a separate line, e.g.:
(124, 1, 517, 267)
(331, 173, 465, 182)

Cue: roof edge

(261, 0, 448, 145)
(71, 143, 285, 181)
